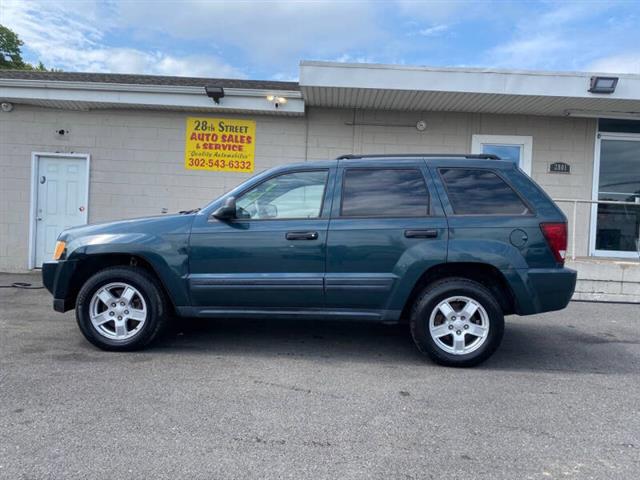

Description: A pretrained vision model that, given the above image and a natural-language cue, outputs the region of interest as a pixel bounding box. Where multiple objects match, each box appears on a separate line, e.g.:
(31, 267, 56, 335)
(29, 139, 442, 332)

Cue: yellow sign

(184, 117, 255, 172)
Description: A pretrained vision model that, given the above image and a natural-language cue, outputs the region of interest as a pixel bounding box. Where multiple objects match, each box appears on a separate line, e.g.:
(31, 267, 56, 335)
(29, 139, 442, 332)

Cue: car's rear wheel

(410, 278, 504, 367)
(75, 266, 169, 351)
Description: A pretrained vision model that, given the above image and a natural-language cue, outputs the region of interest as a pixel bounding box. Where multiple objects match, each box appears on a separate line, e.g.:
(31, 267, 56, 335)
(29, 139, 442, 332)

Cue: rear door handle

(286, 231, 319, 240)
(404, 229, 438, 239)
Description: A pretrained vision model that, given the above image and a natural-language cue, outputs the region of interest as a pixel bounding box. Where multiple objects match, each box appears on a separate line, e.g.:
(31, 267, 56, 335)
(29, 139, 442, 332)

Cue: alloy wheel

(89, 282, 148, 340)
(428, 296, 490, 355)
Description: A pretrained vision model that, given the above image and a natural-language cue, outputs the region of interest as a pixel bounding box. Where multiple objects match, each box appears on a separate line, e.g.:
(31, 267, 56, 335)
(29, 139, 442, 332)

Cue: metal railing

(553, 198, 640, 260)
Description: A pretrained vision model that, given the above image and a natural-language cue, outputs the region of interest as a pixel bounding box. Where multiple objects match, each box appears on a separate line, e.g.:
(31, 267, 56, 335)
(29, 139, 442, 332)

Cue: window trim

(471, 134, 533, 176)
(230, 168, 330, 222)
(438, 167, 535, 217)
(339, 167, 432, 219)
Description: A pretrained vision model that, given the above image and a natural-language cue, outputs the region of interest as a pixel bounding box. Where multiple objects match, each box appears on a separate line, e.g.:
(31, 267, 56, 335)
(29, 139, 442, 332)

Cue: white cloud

(588, 53, 640, 75)
(482, 2, 623, 71)
(114, 0, 384, 67)
(418, 24, 449, 37)
(395, 0, 481, 21)
(487, 34, 571, 69)
(2, 0, 638, 78)
(0, 0, 246, 77)
(333, 53, 378, 64)
(1, 0, 386, 75)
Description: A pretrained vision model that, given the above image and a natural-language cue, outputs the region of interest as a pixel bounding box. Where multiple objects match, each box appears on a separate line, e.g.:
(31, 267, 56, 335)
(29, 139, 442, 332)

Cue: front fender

(65, 233, 190, 306)
(59, 214, 194, 307)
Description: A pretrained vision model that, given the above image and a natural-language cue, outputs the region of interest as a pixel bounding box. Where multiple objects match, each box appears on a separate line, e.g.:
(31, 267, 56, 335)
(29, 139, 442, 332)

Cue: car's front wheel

(410, 278, 505, 367)
(75, 266, 169, 351)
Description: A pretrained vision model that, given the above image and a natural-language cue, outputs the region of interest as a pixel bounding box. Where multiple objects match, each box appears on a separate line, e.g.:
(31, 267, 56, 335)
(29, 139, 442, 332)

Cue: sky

(1, 0, 640, 80)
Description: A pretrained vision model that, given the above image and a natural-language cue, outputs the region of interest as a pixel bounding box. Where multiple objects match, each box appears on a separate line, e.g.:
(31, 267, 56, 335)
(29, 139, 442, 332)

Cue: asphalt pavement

(1, 272, 639, 480)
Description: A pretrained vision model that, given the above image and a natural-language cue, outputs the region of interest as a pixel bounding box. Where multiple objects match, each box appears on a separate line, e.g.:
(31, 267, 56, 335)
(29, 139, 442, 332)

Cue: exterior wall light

(205, 85, 225, 104)
(267, 95, 287, 108)
(588, 76, 618, 94)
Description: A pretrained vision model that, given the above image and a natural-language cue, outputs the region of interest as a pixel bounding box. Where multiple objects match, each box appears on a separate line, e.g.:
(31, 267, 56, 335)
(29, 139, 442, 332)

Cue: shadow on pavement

(152, 315, 639, 375)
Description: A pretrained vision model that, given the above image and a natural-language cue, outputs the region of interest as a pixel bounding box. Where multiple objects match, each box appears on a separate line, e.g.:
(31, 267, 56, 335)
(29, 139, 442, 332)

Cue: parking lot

(1, 272, 639, 480)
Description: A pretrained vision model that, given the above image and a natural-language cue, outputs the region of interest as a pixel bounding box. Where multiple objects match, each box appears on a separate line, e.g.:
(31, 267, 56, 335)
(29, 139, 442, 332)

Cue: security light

(205, 85, 225, 104)
(588, 76, 618, 94)
(266, 94, 287, 108)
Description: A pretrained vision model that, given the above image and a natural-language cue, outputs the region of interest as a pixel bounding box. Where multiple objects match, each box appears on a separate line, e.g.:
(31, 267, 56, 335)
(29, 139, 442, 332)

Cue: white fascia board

(0, 79, 304, 115)
(299, 61, 640, 101)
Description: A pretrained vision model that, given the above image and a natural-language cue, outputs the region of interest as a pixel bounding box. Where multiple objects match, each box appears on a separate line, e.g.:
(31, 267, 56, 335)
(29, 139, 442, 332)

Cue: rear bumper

(42, 260, 78, 312)
(507, 267, 577, 315)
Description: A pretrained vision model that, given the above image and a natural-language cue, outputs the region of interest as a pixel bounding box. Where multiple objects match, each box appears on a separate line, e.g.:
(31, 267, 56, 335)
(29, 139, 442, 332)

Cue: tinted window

(440, 168, 529, 215)
(341, 168, 429, 217)
(599, 118, 640, 134)
(236, 170, 328, 219)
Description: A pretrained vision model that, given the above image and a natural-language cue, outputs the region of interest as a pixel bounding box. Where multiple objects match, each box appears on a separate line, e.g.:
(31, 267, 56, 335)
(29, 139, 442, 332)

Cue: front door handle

(405, 229, 438, 239)
(286, 231, 319, 241)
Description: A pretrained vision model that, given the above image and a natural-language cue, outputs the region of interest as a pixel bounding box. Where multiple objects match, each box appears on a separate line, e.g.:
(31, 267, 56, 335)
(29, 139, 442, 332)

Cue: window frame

(471, 134, 533, 176)
(590, 132, 640, 258)
(437, 167, 535, 217)
(231, 168, 331, 222)
(338, 167, 432, 219)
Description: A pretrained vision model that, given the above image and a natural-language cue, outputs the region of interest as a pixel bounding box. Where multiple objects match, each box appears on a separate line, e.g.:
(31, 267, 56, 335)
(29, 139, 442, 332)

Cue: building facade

(1, 62, 639, 301)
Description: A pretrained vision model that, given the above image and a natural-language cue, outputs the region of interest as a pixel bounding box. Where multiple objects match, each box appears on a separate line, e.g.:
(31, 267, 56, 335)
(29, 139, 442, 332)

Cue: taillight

(540, 222, 567, 265)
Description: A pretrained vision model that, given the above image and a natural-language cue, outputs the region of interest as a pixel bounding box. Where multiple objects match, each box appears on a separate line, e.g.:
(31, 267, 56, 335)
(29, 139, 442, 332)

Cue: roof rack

(336, 153, 500, 160)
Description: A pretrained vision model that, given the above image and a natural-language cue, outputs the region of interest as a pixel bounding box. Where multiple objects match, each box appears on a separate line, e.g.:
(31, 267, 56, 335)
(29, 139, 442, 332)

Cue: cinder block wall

(0, 106, 308, 271)
(0, 105, 596, 272)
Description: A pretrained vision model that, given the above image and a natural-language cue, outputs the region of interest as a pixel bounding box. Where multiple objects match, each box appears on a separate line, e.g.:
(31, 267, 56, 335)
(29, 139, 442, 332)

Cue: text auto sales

(189, 131, 253, 152)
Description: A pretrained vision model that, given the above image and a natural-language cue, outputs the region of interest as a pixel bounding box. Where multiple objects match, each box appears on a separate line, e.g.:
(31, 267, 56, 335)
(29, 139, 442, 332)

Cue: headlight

(53, 241, 66, 260)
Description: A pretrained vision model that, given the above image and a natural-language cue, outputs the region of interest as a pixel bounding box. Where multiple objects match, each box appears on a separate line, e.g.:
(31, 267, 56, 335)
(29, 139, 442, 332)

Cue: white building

(1, 61, 639, 301)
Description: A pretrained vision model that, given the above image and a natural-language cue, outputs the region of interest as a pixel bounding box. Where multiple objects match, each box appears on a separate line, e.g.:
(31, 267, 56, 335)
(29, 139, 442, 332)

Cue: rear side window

(439, 168, 530, 215)
(341, 168, 429, 217)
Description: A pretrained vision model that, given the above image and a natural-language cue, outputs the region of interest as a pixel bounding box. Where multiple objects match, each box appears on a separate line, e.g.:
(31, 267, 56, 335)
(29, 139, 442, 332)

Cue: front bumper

(42, 260, 79, 312)
(506, 267, 577, 316)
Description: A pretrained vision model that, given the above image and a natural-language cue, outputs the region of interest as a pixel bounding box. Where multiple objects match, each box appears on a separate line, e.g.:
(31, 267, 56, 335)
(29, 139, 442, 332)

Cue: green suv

(43, 154, 576, 367)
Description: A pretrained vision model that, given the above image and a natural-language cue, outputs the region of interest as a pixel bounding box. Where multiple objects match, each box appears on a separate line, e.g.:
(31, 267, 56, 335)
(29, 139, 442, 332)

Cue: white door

(471, 134, 533, 175)
(34, 155, 89, 267)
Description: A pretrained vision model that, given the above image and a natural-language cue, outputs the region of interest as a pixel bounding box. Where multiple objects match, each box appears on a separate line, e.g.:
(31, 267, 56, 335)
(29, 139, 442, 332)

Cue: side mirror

(212, 196, 237, 220)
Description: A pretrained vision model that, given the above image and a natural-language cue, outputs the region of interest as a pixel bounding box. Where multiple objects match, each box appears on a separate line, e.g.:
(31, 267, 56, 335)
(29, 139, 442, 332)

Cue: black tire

(75, 266, 169, 351)
(410, 277, 504, 367)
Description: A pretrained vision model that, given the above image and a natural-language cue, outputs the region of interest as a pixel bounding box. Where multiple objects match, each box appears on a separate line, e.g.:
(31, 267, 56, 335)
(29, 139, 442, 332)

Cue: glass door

(591, 134, 640, 258)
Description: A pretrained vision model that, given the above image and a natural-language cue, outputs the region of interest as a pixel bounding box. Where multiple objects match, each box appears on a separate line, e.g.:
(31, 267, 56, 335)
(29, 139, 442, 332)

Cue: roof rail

(336, 153, 500, 160)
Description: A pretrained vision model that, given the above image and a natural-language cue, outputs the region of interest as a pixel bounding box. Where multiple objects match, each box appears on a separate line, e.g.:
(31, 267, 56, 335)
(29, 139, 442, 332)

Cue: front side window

(341, 168, 429, 217)
(236, 170, 328, 220)
(440, 168, 530, 215)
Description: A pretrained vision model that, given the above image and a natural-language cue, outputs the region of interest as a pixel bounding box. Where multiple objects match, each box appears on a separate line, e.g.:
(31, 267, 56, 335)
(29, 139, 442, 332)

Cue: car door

(188, 167, 335, 313)
(325, 159, 448, 320)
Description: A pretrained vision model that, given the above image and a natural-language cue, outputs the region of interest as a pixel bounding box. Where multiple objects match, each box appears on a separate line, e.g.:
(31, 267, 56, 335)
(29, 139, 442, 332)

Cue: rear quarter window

(439, 168, 530, 215)
(341, 168, 429, 217)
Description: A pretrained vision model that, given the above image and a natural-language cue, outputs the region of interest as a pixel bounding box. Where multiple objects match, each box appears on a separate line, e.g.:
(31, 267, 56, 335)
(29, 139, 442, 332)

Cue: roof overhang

(0, 79, 304, 116)
(300, 61, 640, 117)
